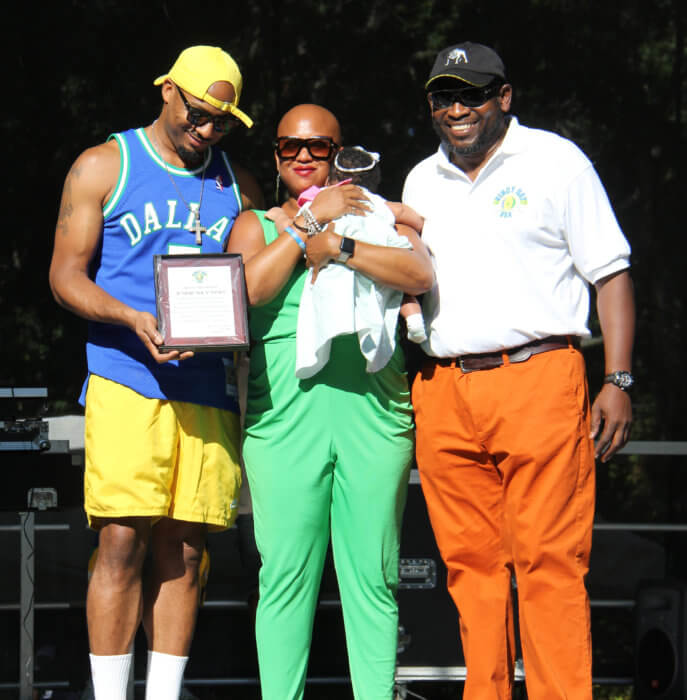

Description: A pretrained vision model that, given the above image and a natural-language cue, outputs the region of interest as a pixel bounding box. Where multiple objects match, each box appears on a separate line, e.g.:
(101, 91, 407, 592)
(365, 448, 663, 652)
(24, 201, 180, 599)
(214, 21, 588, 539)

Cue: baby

(299, 146, 427, 344)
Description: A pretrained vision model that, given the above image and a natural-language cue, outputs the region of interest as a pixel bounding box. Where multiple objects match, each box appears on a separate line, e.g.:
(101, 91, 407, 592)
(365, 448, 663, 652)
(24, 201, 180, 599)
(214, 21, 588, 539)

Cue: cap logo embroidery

(446, 48, 468, 65)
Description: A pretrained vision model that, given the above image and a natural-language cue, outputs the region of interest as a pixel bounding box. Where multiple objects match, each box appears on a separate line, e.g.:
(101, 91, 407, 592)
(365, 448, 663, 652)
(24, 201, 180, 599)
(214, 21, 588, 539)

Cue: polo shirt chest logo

(493, 186, 528, 218)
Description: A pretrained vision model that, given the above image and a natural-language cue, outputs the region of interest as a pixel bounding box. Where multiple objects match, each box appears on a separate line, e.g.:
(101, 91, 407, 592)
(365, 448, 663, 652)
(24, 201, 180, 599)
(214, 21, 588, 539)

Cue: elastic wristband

(284, 226, 306, 252)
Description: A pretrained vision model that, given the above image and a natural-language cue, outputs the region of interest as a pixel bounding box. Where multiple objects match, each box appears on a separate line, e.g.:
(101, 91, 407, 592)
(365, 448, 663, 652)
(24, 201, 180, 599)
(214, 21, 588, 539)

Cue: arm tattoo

(56, 164, 82, 237)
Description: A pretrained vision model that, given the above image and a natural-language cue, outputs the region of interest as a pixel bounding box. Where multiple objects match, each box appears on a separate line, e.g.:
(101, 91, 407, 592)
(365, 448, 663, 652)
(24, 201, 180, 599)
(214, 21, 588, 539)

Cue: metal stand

(19, 511, 35, 700)
(1, 386, 74, 699)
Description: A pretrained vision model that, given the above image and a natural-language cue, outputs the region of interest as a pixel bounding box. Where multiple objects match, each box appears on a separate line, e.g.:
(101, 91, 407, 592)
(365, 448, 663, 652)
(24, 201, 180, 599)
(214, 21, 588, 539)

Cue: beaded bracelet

(284, 226, 306, 253)
(297, 203, 324, 236)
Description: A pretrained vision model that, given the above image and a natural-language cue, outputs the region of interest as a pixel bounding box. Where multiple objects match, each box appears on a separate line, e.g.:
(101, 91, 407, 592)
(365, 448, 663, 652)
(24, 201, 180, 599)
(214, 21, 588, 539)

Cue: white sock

(89, 653, 133, 700)
(145, 650, 189, 700)
(405, 313, 427, 343)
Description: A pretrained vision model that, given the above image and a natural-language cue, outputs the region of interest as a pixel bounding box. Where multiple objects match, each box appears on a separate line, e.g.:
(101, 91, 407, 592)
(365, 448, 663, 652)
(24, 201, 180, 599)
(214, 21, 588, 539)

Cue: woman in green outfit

(227, 104, 433, 700)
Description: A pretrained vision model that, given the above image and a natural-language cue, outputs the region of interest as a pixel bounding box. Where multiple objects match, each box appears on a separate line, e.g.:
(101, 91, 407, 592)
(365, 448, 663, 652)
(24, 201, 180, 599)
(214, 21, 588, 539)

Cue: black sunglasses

(429, 83, 503, 110)
(175, 84, 237, 134)
(274, 137, 339, 161)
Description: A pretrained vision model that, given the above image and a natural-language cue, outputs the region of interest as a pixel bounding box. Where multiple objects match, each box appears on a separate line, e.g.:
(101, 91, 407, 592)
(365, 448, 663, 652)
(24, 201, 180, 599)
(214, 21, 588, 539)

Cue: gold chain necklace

(151, 121, 208, 245)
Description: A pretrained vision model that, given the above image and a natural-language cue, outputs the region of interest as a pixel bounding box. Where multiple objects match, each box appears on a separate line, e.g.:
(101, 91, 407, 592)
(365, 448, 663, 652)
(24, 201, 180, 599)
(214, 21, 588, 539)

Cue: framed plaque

(154, 253, 250, 352)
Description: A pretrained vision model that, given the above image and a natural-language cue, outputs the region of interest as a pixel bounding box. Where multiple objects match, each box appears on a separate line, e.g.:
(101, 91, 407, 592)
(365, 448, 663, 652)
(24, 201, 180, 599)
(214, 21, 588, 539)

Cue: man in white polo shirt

(403, 42, 635, 700)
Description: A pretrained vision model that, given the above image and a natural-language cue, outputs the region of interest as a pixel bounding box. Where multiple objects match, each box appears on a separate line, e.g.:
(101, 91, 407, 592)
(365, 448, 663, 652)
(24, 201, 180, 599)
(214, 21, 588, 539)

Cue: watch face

(616, 372, 634, 389)
(607, 371, 634, 390)
(340, 237, 356, 255)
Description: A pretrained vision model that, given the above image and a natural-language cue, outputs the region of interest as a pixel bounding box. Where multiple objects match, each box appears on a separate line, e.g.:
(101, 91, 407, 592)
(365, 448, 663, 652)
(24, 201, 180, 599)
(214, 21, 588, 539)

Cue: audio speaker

(396, 476, 464, 667)
(635, 581, 687, 699)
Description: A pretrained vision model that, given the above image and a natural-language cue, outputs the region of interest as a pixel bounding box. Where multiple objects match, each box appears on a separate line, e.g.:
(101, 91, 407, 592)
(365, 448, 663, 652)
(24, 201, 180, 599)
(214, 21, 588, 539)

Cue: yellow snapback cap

(154, 46, 253, 128)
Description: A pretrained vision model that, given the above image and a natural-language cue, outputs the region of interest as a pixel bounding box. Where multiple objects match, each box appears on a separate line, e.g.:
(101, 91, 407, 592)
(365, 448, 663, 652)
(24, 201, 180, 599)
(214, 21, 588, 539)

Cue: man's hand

(264, 207, 291, 233)
(592, 269, 635, 462)
(386, 201, 424, 233)
(133, 310, 194, 364)
(590, 383, 632, 462)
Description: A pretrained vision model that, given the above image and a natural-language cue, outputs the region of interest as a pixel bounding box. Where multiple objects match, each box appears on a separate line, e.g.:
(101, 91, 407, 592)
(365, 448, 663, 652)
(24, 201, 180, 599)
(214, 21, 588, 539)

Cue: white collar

(434, 115, 524, 177)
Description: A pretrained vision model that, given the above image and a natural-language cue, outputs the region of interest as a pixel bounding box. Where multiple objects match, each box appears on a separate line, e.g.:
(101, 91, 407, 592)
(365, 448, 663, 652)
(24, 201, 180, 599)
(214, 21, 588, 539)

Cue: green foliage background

(2, 0, 684, 431)
(0, 1, 685, 688)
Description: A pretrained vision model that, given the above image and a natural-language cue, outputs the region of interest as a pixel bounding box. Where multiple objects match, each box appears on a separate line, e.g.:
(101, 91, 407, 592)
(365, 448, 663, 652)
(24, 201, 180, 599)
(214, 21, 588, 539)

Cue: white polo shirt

(402, 117, 631, 357)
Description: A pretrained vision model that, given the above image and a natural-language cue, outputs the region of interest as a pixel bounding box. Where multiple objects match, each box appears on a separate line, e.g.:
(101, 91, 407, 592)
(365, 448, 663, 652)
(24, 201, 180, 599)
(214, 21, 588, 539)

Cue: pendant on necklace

(150, 121, 208, 247)
(193, 213, 206, 246)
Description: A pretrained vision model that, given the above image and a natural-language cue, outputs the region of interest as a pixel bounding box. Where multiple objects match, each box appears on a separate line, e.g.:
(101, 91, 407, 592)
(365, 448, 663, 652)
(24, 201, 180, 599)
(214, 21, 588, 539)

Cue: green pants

(243, 334, 414, 699)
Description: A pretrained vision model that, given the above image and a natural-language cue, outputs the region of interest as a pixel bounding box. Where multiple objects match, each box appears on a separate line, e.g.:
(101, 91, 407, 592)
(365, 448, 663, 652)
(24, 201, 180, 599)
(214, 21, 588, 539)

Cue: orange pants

(412, 346, 594, 700)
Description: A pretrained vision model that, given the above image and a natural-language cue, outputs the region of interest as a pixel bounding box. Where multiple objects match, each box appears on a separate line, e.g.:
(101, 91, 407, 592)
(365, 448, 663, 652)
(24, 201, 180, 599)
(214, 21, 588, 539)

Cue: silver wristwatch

(603, 371, 634, 391)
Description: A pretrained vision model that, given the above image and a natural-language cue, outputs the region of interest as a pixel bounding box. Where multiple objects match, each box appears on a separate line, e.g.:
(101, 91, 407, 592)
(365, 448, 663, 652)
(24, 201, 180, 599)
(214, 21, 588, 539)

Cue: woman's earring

(275, 172, 281, 204)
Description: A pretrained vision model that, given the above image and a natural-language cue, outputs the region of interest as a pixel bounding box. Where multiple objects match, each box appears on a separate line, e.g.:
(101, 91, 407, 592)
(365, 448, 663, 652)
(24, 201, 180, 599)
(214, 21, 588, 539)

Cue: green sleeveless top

(243, 210, 413, 437)
(248, 210, 306, 344)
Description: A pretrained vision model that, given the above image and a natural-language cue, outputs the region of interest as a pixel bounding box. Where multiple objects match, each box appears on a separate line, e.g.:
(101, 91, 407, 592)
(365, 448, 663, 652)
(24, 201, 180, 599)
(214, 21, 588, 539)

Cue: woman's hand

(307, 185, 372, 225)
(305, 227, 340, 282)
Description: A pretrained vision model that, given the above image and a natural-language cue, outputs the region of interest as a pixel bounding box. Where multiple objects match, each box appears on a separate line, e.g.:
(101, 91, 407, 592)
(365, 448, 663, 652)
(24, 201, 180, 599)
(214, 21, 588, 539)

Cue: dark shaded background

(4, 0, 684, 538)
(2, 0, 685, 435)
(1, 0, 686, 696)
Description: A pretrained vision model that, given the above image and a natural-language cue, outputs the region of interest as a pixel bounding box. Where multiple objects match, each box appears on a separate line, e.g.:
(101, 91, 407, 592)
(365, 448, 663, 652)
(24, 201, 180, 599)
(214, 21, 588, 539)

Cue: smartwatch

(337, 236, 356, 263)
(603, 370, 634, 391)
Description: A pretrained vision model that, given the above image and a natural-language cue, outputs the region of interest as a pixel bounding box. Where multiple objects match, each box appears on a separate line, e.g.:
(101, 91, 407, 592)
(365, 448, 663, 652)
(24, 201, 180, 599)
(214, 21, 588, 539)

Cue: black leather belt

(435, 335, 580, 373)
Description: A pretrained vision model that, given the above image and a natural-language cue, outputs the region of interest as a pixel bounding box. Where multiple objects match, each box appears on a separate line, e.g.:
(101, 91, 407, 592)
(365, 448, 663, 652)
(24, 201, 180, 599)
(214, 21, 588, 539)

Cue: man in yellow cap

(49, 46, 263, 699)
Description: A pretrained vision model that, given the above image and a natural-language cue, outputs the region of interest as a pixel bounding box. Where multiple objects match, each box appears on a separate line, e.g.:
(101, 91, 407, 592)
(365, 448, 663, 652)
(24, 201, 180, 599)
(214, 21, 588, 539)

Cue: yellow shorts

(84, 375, 241, 531)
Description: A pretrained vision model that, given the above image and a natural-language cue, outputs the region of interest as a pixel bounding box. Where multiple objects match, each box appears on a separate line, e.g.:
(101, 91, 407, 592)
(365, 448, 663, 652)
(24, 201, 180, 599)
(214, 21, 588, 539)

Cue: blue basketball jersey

(81, 127, 243, 411)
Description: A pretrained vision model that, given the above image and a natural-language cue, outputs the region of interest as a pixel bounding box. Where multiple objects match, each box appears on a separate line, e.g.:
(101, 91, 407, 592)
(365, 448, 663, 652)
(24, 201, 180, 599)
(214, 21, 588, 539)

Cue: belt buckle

(458, 358, 475, 373)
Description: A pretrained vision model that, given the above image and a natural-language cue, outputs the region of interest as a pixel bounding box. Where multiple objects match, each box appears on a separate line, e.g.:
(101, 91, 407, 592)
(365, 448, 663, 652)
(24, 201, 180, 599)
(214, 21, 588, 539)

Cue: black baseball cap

(426, 42, 506, 89)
